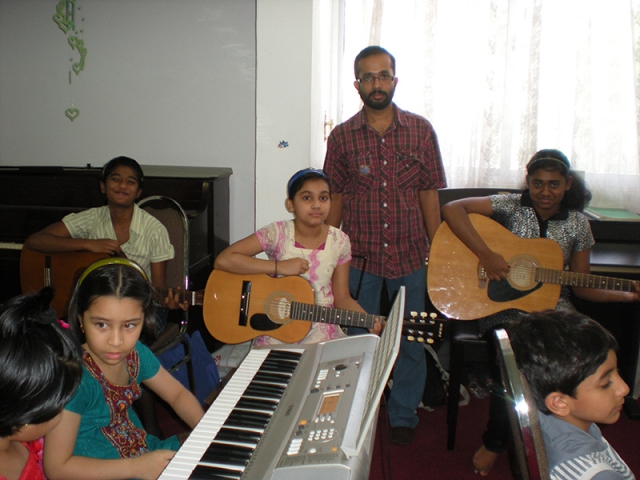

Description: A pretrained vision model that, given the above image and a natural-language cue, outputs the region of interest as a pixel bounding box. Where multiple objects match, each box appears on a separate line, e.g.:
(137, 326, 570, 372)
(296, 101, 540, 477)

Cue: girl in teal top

(43, 259, 204, 480)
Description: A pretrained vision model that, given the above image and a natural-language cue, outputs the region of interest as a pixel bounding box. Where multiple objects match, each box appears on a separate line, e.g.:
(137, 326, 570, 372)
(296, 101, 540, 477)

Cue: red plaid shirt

(324, 105, 446, 278)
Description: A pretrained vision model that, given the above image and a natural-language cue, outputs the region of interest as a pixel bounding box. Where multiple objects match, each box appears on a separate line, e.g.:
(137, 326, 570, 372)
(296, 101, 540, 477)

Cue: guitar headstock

(403, 311, 447, 343)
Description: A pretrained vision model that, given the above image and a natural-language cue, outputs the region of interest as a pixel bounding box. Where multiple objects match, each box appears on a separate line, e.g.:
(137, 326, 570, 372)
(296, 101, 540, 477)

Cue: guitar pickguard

(487, 279, 543, 302)
(249, 314, 283, 332)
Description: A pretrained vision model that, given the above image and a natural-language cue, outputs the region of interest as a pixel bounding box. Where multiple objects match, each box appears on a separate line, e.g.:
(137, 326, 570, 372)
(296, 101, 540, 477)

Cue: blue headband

(286, 168, 329, 198)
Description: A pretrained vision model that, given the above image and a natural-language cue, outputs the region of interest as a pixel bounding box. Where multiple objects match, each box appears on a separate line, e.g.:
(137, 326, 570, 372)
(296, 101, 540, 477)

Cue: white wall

(0, 0, 257, 242)
(255, 0, 313, 231)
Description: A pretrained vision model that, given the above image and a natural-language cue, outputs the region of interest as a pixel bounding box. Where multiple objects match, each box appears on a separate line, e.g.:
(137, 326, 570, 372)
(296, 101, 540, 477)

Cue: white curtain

(332, 0, 640, 211)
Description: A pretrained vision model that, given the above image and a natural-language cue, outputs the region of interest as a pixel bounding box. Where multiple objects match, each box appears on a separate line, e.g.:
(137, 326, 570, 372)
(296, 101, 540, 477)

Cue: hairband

(77, 257, 149, 287)
(287, 168, 329, 197)
(526, 156, 571, 171)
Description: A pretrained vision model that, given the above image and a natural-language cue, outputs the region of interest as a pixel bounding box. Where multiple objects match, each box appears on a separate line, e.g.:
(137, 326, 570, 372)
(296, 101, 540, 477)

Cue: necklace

(294, 224, 326, 250)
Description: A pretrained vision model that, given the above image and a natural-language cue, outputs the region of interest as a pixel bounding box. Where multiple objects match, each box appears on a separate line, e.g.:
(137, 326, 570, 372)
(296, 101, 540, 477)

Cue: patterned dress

(64, 342, 179, 458)
(253, 220, 352, 345)
(479, 191, 595, 333)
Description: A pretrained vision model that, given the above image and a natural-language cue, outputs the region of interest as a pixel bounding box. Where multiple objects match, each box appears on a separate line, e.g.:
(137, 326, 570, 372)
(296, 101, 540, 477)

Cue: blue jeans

(349, 266, 427, 429)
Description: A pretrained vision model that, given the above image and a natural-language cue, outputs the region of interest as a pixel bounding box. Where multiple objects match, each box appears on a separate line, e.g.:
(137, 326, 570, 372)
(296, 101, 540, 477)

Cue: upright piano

(0, 165, 232, 308)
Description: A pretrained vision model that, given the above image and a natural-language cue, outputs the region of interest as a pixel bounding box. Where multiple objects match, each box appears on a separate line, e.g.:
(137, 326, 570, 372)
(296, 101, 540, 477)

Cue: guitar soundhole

(265, 292, 294, 324)
(507, 255, 539, 290)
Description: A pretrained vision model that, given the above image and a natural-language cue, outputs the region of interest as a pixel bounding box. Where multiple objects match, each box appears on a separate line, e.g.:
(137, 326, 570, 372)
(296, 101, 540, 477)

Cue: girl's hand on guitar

(478, 250, 510, 281)
(279, 258, 310, 276)
(163, 287, 189, 311)
(86, 238, 123, 256)
(368, 317, 383, 335)
(626, 282, 640, 302)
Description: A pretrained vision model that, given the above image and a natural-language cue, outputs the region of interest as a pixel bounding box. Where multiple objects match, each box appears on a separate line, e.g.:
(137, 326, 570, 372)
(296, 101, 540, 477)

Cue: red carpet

(158, 395, 640, 479)
(370, 397, 640, 480)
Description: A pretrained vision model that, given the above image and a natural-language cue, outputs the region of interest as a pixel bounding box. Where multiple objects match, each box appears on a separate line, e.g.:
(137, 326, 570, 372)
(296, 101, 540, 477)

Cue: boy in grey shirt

(509, 311, 634, 479)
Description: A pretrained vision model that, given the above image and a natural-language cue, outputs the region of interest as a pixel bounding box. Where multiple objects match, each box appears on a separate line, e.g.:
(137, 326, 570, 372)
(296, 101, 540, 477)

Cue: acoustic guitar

(427, 213, 638, 320)
(203, 269, 446, 344)
(20, 247, 204, 317)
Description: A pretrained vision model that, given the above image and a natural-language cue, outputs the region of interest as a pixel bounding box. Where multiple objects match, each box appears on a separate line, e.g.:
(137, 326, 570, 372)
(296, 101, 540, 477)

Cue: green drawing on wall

(53, 0, 75, 33)
(68, 36, 87, 76)
(54, 0, 87, 122)
(65, 108, 80, 122)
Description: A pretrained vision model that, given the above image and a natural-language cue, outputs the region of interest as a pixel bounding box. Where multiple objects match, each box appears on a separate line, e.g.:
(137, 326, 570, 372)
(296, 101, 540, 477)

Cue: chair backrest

(494, 328, 550, 480)
(137, 195, 189, 291)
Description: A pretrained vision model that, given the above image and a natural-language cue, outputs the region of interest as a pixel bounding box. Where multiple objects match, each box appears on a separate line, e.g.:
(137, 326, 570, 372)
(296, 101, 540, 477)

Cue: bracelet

(274, 260, 278, 277)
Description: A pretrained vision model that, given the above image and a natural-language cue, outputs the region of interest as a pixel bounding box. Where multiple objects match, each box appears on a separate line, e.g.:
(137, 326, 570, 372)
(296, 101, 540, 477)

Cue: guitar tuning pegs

(427, 338, 434, 344)
(407, 335, 415, 342)
(420, 312, 428, 320)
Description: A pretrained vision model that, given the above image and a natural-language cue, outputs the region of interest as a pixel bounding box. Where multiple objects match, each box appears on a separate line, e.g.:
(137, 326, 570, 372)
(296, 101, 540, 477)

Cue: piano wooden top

(0, 165, 231, 207)
(0, 165, 232, 242)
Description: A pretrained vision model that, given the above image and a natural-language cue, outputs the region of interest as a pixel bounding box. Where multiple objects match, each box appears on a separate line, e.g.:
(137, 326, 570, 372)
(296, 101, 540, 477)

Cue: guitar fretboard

(290, 302, 381, 329)
(154, 286, 204, 306)
(535, 268, 635, 292)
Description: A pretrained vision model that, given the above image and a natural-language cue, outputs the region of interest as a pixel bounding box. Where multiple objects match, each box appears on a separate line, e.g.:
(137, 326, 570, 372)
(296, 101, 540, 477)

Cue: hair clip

(36, 308, 58, 325)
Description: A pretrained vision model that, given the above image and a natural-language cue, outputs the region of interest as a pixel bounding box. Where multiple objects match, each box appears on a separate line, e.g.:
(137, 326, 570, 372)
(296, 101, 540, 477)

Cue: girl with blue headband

(215, 168, 381, 345)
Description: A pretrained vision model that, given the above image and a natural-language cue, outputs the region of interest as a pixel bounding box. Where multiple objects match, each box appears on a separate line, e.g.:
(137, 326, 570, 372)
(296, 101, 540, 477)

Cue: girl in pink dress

(214, 168, 380, 344)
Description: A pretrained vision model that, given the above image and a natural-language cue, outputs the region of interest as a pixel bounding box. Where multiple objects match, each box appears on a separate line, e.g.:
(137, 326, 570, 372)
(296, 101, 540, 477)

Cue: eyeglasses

(357, 74, 395, 85)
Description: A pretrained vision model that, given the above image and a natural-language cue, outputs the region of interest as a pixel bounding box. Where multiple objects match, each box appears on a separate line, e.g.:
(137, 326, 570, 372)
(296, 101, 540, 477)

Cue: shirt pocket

(348, 152, 377, 193)
(396, 151, 422, 190)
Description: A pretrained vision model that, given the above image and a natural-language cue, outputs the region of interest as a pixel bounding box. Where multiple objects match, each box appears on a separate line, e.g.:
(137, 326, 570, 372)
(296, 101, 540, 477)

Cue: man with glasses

(324, 45, 446, 446)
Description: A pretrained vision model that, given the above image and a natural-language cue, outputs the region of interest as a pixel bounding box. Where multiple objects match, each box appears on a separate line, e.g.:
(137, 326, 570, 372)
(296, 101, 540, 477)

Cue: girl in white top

(214, 168, 380, 344)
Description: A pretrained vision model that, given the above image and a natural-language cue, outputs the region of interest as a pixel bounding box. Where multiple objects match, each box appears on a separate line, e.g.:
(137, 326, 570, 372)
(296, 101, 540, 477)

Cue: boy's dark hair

(287, 168, 331, 200)
(525, 148, 592, 211)
(507, 310, 618, 414)
(0, 288, 82, 437)
(68, 262, 157, 345)
(354, 45, 396, 79)
(101, 156, 144, 189)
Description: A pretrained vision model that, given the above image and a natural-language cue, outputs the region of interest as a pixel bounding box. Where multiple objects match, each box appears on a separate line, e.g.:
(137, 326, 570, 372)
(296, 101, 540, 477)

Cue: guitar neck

(155, 287, 204, 306)
(290, 302, 382, 329)
(536, 268, 636, 292)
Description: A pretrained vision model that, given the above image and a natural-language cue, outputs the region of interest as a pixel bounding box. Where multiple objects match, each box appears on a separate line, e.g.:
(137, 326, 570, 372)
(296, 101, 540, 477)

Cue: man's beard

(359, 86, 395, 110)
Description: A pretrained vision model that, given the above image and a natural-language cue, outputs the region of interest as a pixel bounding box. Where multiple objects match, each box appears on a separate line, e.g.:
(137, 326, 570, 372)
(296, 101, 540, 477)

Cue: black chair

(494, 328, 549, 480)
(446, 320, 487, 449)
(435, 187, 520, 450)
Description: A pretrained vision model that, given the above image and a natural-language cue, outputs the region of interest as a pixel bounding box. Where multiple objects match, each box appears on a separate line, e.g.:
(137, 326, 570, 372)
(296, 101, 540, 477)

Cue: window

(318, 0, 640, 210)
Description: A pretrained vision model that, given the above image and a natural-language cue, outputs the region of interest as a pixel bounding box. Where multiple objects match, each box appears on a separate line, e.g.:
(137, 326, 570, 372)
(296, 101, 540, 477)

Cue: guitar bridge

(238, 280, 251, 326)
(477, 264, 487, 289)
